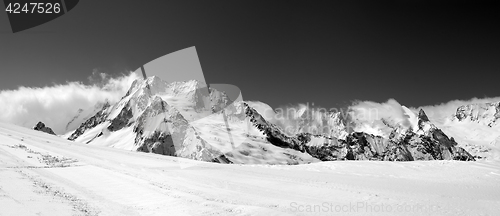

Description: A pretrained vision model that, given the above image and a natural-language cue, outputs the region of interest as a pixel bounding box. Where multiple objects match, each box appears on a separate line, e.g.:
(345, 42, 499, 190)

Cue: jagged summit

(415, 109, 438, 136)
(418, 109, 430, 122)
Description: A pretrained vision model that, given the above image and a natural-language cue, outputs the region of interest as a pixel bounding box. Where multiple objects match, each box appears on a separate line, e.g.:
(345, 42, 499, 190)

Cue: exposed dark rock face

(245, 104, 305, 152)
(107, 103, 133, 132)
(68, 102, 110, 141)
(418, 109, 430, 122)
(401, 134, 436, 160)
(133, 99, 179, 156)
(326, 132, 414, 161)
(399, 131, 475, 161)
(298, 134, 348, 161)
(244, 103, 475, 162)
(413, 109, 475, 161)
(453, 147, 477, 161)
(134, 123, 233, 163)
(33, 122, 56, 135)
(212, 155, 233, 164)
(135, 131, 176, 156)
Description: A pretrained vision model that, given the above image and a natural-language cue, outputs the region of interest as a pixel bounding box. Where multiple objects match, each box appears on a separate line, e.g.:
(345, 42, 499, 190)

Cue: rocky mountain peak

(415, 109, 438, 135)
(33, 122, 56, 135)
(418, 109, 430, 122)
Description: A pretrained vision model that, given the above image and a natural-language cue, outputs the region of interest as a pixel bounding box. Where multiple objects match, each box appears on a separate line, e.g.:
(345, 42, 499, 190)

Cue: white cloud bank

(0, 71, 141, 134)
(348, 99, 413, 137)
(347, 97, 500, 136)
(414, 97, 500, 124)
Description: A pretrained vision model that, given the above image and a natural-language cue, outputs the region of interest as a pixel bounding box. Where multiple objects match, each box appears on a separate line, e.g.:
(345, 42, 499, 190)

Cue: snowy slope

(434, 102, 500, 161)
(440, 120, 500, 160)
(1, 122, 500, 216)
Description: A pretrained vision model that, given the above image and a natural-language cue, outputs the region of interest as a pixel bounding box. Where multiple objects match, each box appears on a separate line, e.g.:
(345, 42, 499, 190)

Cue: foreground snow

(1, 122, 499, 216)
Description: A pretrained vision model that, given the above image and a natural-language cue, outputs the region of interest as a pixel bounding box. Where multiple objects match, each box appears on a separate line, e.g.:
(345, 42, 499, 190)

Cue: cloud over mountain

(0, 71, 140, 134)
(412, 97, 500, 125)
(350, 98, 411, 127)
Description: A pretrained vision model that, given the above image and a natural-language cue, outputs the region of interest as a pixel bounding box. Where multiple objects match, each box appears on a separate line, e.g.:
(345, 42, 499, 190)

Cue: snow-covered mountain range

(60, 76, 500, 164)
(438, 102, 500, 160)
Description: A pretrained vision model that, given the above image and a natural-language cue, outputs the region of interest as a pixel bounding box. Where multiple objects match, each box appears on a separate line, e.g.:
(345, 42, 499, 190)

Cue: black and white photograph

(1, 0, 499, 215)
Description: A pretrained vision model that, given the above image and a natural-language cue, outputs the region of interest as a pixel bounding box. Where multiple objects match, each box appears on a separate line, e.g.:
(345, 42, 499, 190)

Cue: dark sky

(0, 0, 499, 109)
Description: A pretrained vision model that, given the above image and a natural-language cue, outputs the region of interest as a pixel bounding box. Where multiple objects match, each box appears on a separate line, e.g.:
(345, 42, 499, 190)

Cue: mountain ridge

(65, 76, 498, 163)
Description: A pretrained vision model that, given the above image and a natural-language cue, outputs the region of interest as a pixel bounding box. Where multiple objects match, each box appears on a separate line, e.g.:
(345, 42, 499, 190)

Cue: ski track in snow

(1, 122, 500, 216)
